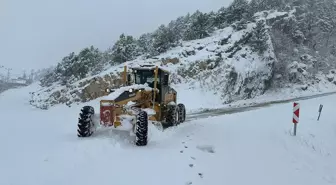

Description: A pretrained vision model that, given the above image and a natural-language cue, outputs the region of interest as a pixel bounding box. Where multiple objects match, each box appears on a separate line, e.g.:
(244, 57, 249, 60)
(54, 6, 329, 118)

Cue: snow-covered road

(1, 84, 335, 185)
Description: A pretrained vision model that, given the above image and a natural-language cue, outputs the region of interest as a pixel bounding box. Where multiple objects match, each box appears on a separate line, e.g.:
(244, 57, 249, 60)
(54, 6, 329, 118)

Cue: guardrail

(0, 82, 28, 93)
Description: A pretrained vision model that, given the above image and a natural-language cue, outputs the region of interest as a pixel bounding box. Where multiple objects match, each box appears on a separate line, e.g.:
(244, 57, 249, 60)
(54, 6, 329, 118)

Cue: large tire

(167, 105, 179, 126)
(77, 106, 95, 137)
(177, 103, 186, 123)
(135, 111, 148, 146)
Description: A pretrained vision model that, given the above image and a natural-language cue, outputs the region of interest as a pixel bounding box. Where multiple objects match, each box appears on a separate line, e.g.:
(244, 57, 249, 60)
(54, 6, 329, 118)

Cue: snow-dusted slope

(1, 82, 336, 185)
(29, 9, 336, 110)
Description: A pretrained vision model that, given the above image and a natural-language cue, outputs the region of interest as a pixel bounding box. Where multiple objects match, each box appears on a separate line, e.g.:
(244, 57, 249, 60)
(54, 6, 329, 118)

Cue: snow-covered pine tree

(293, 0, 336, 51)
(183, 11, 213, 41)
(167, 15, 189, 42)
(249, 19, 268, 54)
(59, 52, 77, 80)
(314, 0, 336, 49)
(137, 33, 154, 56)
(77, 46, 103, 75)
(207, 11, 217, 29)
(102, 47, 114, 65)
(225, 0, 249, 24)
(248, 0, 260, 17)
(111, 34, 138, 64)
(213, 7, 228, 29)
(152, 25, 176, 54)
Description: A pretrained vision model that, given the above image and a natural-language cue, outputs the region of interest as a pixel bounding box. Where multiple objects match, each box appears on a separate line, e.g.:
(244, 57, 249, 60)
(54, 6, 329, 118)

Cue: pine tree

(249, 20, 269, 54)
(226, 0, 249, 24)
(213, 7, 227, 29)
(152, 25, 176, 54)
(59, 52, 78, 79)
(77, 46, 103, 75)
(111, 34, 138, 64)
(183, 11, 213, 40)
(249, 0, 260, 17)
(167, 15, 189, 42)
(137, 33, 154, 55)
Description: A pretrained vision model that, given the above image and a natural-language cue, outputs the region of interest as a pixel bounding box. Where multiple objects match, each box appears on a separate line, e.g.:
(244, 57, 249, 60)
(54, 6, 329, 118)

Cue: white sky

(0, 0, 232, 75)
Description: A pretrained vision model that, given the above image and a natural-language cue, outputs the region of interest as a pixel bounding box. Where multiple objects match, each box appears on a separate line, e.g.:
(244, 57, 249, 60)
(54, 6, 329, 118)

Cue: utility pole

(0, 65, 3, 82)
(5, 68, 12, 82)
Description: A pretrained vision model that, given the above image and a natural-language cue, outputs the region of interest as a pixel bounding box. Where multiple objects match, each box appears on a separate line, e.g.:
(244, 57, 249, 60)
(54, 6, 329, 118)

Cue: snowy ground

(1, 84, 336, 185)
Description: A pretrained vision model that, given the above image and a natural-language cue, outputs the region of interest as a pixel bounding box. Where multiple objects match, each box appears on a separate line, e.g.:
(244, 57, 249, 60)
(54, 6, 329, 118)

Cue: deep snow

(1, 84, 336, 185)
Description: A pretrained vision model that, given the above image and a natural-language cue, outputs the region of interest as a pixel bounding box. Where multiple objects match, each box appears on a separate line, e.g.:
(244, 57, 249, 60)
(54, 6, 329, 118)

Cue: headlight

(106, 88, 110, 93)
(129, 88, 133, 92)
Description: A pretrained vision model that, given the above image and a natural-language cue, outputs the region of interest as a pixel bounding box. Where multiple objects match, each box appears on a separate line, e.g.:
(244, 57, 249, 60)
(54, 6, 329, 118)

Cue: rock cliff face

(180, 23, 276, 103)
(30, 73, 123, 109)
(30, 58, 181, 109)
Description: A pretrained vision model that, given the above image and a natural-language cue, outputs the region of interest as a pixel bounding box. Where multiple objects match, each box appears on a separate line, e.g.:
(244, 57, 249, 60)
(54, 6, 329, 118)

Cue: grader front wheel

(77, 106, 95, 137)
(135, 111, 149, 146)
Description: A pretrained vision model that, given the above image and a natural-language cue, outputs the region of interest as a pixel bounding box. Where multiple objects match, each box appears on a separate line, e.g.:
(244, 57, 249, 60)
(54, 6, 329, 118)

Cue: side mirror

(163, 74, 169, 85)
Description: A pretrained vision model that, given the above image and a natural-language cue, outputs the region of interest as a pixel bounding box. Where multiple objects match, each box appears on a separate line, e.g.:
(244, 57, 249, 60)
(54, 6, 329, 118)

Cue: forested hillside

(32, 0, 336, 109)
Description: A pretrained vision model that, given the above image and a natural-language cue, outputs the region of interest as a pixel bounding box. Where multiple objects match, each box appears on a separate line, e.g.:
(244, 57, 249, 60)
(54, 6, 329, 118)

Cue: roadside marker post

(292, 102, 300, 136)
(317, 104, 323, 121)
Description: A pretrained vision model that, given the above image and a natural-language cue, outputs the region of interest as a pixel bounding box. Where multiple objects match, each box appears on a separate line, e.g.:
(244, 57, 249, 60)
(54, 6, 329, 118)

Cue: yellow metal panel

(148, 116, 157, 121)
(152, 66, 158, 108)
(114, 121, 121, 128)
(123, 66, 127, 85)
(164, 93, 174, 104)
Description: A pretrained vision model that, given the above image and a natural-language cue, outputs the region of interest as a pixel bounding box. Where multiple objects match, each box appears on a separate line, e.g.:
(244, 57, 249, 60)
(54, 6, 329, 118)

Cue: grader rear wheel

(177, 103, 186, 123)
(167, 105, 179, 126)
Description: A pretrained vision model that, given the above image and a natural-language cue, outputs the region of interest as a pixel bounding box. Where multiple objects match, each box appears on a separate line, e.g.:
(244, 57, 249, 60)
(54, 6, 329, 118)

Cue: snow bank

(1, 78, 336, 185)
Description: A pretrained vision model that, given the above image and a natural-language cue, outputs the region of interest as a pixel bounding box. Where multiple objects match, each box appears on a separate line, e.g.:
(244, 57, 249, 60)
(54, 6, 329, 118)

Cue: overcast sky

(0, 0, 232, 76)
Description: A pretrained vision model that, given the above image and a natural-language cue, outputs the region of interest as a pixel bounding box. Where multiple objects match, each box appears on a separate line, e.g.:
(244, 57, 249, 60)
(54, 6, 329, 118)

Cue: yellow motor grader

(77, 65, 186, 146)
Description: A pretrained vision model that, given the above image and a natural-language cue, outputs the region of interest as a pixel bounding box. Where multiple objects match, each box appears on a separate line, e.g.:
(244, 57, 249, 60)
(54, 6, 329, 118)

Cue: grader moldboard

(77, 65, 186, 146)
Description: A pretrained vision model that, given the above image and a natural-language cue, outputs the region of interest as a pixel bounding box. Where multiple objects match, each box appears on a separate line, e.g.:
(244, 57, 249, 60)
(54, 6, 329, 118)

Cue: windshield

(134, 70, 160, 87)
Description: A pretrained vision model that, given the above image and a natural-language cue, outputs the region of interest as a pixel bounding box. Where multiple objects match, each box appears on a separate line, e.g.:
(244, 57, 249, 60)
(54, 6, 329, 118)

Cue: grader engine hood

(106, 84, 153, 102)
(100, 84, 155, 126)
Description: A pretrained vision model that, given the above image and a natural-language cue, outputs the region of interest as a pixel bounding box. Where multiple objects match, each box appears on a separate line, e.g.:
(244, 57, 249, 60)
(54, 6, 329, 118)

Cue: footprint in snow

(190, 156, 196, 160)
(189, 164, 194, 168)
(185, 181, 192, 185)
(198, 173, 203, 178)
(184, 146, 188, 149)
(196, 145, 215, 153)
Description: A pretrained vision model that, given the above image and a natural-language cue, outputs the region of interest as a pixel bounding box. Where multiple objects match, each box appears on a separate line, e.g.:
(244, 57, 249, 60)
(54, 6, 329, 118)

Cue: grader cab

(77, 65, 186, 146)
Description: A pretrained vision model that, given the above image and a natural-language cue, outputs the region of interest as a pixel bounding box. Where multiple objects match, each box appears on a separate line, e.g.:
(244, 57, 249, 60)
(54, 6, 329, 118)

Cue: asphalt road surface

(186, 91, 336, 121)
